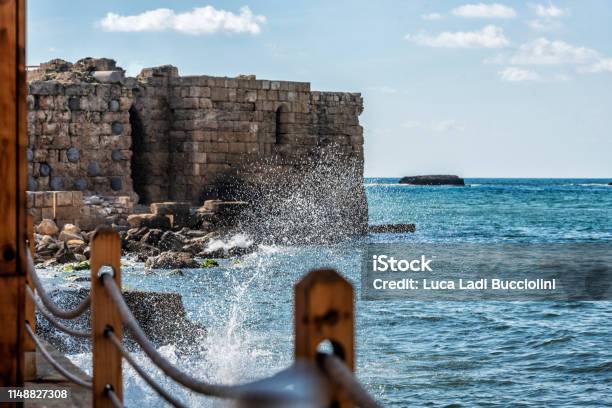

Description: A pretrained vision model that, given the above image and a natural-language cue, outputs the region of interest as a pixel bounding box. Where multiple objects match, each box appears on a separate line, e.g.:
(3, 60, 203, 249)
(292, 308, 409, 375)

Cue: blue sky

(28, 1, 612, 177)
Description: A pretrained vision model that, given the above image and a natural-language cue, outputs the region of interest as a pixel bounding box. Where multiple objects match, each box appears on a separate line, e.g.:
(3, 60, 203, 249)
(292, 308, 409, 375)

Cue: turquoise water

(67, 178, 612, 407)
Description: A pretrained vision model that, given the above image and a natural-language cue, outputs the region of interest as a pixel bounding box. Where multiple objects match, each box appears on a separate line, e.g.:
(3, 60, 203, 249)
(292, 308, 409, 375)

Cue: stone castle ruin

(26, 58, 367, 241)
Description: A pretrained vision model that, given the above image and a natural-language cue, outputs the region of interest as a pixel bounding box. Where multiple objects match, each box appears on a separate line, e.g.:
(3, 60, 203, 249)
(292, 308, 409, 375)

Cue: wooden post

(24, 215, 37, 380)
(0, 0, 27, 397)
(295, 269, 354, 407)
(90, 228, 122, 407)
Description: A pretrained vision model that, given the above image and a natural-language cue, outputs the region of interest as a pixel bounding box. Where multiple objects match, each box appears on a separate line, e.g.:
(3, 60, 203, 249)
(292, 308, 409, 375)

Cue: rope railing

(24, 322, 93, 389)
(321, 354, 382, 408)
(23, 228, 381, 408)
(27, 249, 91, 320)
(102, 271, 298, 399)
(26, 286, 90, 338)
(106, 329, 187, 408)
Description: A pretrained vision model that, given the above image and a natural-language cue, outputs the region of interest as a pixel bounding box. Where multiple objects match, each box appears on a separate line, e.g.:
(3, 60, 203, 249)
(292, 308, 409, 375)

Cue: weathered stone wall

(26, 59, 134, 198)
(26, 191, 83, 228)
(26, 58, 367, 236)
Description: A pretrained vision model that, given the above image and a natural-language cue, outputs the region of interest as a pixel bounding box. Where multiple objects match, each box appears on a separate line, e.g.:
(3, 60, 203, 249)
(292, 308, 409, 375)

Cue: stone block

(127, 214, 171, 229)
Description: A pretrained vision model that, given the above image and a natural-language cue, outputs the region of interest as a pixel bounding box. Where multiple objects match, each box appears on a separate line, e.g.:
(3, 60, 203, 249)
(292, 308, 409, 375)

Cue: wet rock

(127, 214, 171, 230)
(169, 269, 184, 277)
(368, 224, 416, 233)
(37, 219, 59, 236)
(141, 229, 163, 245)
(126, 226, 149, 241)
(399, 175, 465, 186)
(158, 231, 184, 251)
(123, 241, 159, 260)
(145, 251, 198, 269)
(55, 242, 77, 264)
(37, 287, 206, 354)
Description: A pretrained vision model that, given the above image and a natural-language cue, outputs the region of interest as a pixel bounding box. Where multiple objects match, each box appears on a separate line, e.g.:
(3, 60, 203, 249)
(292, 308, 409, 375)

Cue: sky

(27, 1, 612, 178)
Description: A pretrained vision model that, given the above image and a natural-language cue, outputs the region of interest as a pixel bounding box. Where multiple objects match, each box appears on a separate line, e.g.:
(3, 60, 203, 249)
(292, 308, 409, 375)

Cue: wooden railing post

(0, 0, 27, 398)
(295, 269, 354, 407)
(24, 215, 37, 380)
(91, 228, 122, 407)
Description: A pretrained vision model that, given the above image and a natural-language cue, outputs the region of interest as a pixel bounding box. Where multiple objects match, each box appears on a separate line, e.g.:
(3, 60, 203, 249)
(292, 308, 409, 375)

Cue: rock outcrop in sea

(399, 175, 465, 186)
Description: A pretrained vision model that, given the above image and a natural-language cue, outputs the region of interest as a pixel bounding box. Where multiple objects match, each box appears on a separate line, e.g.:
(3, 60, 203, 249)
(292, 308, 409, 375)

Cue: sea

(62, 178, 612, 407)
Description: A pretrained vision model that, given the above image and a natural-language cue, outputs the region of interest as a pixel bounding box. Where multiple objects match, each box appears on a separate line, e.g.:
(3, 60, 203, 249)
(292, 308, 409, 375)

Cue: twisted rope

(320, 354, 382, 408)
(106, 330, 187, 408)
(105, 386, 124, 408)
(101, 272, 319, 403)
(24, 323, 92, 389)
(27, 248, 91, 320)
(27, 286, 90, 338)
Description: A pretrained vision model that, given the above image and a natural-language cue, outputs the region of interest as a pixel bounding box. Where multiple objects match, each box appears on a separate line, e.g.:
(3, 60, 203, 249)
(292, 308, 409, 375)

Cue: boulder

(127, 214, 171, 230)
(368, 224, 416, 233)
(37, 219, 59, 236)
(126, 227, 149, 241)
(66, 239, 87, 253)
(145, 251, 198, 269)
(399, 175, 465, 186)
(55, 242, 77, 264)
(62, 223, 81, 235)
(59, 231, 82, 242)
(141, 229, 163, 245)
(158, 231, 184, 251)
(37, 287, 206, 354)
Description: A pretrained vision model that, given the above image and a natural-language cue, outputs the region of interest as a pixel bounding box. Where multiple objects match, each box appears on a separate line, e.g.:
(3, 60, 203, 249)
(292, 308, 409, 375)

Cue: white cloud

(452, 3, 517, 19)
(406, 25, 509, 48)
(99, 6, 266, 35)
(527, 19, 562, 31)
(498, 67, 540, 82)
(421, 12, 443, 21)
(527, 3, 568, 31)
(498, 67, 570, 83)
(491, 38, 612, 77)
(530, 3, 568, 18)
(367, 86, 398, 94)
(402, 119, 465, 133)
(510, 38, 599, 65)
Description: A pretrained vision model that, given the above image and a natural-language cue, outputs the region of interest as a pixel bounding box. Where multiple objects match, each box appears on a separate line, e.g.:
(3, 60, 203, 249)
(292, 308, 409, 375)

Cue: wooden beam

(295, 269, 354, 407)
(0, 0, 27, 395)
(90, 228, 123, 407)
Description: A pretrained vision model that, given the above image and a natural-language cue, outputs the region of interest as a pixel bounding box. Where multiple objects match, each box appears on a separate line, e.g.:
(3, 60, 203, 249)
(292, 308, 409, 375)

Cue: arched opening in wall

(275, 104, 289, 144)
(129, 105, 147, 204)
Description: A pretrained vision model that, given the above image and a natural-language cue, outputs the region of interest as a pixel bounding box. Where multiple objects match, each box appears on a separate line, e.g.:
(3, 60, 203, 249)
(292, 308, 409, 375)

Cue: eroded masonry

(26, 58, 367, 240)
